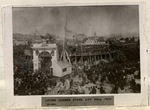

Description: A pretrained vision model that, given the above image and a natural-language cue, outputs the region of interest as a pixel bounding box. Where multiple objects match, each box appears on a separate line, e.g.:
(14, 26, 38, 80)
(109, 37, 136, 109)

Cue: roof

(83, 36, 105, 43)
(32, 43, 57, 49)
(87, 36, 98, 40)
(57, 61, 71, 69)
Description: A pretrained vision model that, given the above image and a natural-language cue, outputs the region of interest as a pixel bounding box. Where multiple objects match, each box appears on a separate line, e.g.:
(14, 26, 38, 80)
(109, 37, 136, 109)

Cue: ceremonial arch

(32, 42, 57, 72)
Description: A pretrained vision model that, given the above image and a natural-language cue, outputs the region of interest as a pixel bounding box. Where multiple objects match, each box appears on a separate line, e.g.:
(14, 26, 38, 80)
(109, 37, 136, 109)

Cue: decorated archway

(32, 43, 57, 72)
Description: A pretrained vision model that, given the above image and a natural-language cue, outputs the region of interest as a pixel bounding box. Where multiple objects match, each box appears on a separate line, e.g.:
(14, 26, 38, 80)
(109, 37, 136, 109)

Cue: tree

(45, 33, 56, 43)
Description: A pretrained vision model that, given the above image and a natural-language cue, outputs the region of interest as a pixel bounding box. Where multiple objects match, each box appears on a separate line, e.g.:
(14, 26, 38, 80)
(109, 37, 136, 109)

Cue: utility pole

(81, 42, 83, 64)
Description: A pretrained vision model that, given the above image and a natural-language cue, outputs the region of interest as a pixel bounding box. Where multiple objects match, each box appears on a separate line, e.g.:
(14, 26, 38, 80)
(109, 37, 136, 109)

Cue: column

(33, 50, 39, 72)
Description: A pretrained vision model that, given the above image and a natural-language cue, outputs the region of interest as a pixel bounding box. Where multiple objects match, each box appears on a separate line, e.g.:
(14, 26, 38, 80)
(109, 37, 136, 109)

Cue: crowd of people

(13, 38, 140, 95)
(14, 69, 57, 95)
(14, 59, 140, 95)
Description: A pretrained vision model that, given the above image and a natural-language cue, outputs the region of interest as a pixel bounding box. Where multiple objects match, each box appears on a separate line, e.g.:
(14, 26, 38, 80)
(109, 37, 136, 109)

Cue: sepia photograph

(12, 5, 141, 95)
(3, 2, 148, 108)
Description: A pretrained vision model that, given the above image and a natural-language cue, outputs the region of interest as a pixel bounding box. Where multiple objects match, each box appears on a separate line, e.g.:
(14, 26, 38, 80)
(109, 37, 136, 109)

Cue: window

(62, 68, 67, 72)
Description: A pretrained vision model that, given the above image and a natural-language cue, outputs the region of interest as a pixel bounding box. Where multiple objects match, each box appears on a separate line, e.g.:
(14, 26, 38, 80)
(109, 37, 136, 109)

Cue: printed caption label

(42, 96, 114, 106)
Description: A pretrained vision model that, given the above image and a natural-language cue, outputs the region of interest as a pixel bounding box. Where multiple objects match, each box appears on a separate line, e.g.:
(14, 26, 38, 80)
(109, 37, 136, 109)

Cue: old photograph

(12, 5, 141, 95)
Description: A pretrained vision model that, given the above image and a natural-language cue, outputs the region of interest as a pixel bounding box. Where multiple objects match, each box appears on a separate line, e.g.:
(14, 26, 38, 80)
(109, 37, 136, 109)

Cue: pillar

(33, 50, 39, 72)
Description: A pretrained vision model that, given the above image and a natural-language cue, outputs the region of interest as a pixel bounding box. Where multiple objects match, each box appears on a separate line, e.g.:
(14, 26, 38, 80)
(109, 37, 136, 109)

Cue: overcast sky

(13, 5, 139, 37)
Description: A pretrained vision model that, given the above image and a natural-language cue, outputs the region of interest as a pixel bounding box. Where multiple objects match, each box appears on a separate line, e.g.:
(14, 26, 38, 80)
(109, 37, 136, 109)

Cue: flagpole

(62, 7, 67, 61)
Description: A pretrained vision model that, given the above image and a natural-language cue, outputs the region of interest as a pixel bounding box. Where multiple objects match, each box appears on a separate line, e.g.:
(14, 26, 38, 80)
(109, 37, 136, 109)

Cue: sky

(13, 5, 139, 38)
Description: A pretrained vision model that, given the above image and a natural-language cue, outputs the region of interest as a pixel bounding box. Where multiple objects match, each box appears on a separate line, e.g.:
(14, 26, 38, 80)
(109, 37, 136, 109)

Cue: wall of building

(52, 62, 62, 77)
